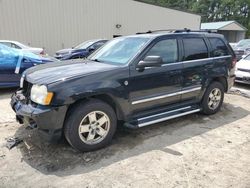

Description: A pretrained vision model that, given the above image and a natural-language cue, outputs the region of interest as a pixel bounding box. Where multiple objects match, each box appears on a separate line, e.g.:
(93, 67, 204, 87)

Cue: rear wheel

(201, 81, 224, 115)
(64, 99, 117, 152)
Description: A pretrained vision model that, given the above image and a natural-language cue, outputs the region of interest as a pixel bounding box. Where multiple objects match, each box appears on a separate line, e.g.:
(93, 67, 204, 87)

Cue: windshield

(74, 40, 96, 49)
(236, 39, 250, 48)
(15, 41, 29, 49)
(89, 37, 150, 65)
(244, 54, 250, 61)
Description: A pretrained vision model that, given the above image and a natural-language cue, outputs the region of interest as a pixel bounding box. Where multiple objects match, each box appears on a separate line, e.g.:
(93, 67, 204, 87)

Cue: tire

(64, 99, 117, 152)
(201, 81, 224, 115)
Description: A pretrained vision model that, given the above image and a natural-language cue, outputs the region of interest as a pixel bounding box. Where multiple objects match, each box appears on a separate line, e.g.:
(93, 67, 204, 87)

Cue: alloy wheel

(207, 88, 222, 110)
(78, 111, 110, 145)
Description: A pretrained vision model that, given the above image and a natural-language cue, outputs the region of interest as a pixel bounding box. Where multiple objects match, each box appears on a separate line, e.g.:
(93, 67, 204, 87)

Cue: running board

(125, 106, 201, 128)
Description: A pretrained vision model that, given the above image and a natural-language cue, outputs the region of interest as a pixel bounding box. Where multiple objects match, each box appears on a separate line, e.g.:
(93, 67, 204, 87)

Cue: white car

(235, 54, 250, 84)
(0, 40, 44, 55)
(229, 43, 237, 49)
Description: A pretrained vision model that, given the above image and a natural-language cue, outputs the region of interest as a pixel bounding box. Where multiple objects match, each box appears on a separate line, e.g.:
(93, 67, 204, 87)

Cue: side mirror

(137, 56, 163, 69)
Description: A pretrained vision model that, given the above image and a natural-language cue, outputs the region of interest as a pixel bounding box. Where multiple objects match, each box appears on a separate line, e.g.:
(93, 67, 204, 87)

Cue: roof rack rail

(174, 28, 216, 33)
(136, 29, 176, 34)
(136, 28, 217, 34)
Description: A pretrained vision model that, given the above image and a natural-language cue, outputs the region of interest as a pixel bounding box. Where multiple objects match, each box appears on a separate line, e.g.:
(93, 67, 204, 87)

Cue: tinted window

(11, 43, 21, 49)
(209, 38, 229, 57)
(145, 39, 178, 64)
(92, 41, 106, 49)
(183, 38, 208, 61)
(0, 42, 12, 47)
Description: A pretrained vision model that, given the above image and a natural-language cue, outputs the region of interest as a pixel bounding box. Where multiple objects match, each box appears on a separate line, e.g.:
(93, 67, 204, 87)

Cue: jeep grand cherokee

(11, 30, 236, 152)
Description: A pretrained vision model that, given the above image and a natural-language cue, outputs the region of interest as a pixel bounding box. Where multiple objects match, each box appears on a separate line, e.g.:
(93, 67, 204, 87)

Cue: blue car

(54, 39, 107, 60)
(0, 44, 56, 88)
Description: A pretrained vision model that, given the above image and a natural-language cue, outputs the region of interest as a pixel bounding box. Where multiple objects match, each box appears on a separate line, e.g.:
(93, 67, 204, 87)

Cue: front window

(89, 37, 150, 65)
(144, 39, 178, 64)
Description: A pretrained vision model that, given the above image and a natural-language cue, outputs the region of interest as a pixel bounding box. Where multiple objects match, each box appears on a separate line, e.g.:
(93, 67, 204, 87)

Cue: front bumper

(235, 70, 250, 85)
(10, 91, 68, 142)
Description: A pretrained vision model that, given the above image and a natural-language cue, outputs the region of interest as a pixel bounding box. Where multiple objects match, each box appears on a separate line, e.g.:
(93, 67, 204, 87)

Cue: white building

(201, 21, 247, 43)
(0, 0, 201, 54)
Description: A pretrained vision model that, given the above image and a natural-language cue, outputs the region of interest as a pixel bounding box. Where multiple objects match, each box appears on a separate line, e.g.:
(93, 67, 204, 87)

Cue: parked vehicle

(54, 39, 107, 60)
(0, 44, 56, 88)
(0, 40, 45, 55)
(11, 30, 236, 152)
(235, 54, 250, 84)
(229, 43, 237, 49)
(233, 39, 250, 61)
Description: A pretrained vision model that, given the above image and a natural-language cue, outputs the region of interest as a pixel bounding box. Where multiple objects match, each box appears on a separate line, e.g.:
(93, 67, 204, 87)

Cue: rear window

(183, 38, 208, 61)
(209, 38, 229, 57)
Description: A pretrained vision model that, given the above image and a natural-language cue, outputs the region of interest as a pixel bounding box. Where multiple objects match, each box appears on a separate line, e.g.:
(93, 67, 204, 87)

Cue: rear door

(181, 36, 211, 103)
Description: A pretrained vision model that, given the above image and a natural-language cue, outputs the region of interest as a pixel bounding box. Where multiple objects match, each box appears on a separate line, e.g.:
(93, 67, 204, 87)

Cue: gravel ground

(0, 88, 250, 188)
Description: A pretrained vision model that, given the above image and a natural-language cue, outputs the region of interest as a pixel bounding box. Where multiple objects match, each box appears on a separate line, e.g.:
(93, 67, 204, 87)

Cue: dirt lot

(0, 86, 250, 188)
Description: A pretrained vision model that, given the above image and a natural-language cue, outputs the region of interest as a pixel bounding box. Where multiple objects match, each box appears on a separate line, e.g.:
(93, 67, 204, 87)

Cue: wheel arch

(65, 93, 125, 121)
(211, 76, 228, 92)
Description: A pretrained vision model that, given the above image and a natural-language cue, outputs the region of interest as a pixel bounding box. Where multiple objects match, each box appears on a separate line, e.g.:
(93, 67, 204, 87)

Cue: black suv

(11, 30, 236, 152)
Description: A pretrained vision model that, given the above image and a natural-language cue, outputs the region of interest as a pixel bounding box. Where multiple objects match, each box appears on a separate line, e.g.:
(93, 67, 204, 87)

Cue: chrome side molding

(132, 87, 201, 105)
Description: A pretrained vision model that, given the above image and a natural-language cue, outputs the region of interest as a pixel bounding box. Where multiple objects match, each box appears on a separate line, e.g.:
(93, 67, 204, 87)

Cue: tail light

(231, 57, 237, 68)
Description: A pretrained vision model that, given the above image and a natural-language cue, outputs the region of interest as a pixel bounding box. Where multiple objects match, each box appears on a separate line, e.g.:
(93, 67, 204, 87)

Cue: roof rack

(136, 29, 175, 34)
(136, 28, 217, 34)
(174, 28, 217, 33)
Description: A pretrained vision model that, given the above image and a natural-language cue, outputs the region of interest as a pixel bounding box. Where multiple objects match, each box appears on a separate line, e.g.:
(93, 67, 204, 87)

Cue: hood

(236, 59, 250, 70)
(56, 48, 87, 54)
(39, 55, 58, 63)
(71, 48, 87, 53)
(25, 60, 118, 85)
(56, 48, 73, 54)
(233, 47, 245, 51)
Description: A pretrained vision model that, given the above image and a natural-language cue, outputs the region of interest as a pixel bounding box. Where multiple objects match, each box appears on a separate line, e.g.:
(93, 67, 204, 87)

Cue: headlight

(30, 85, 53, 105)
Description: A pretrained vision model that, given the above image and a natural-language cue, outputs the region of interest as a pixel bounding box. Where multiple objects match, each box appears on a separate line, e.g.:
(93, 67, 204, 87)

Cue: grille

(238, 68, 250, 73)
(22, 80, 33, 99)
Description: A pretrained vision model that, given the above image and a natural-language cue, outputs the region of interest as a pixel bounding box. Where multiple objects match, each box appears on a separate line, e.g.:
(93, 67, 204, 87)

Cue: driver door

(129, 37, 183, 114)
(0, 47, 20, 87)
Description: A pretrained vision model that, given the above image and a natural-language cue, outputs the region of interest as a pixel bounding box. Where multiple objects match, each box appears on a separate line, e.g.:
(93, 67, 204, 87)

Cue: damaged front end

(10, 82, 68, 142)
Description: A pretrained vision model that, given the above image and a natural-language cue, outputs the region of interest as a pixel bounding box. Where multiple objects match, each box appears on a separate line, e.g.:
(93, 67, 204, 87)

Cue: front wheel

(201, 81, 224, 115)
(64, 99, 117, 152)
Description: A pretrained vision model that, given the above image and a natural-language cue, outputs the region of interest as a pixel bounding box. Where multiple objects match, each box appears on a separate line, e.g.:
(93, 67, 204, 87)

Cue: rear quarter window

(183, 38, 208, 61)
(209, 38, 229, 57)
